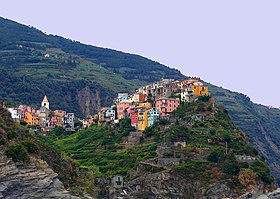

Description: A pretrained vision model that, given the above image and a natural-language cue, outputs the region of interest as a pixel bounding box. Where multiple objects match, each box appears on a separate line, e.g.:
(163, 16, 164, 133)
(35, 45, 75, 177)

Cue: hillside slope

(0, 17, 184, 117)
(208, 84, 280, 185)
(0, 103, 85, 198)
(41, 98, 276, 198)
(0, 16, 280, 185)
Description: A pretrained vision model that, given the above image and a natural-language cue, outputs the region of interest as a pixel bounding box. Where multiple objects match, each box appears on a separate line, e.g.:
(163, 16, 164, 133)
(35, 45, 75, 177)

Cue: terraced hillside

(0, 16, 280, 184)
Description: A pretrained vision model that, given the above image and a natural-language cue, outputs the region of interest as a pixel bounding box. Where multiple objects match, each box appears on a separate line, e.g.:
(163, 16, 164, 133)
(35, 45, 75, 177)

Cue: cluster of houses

(6, 78, 209, 132)
(98, 78, 209, 131)
(7, 96, 75, 131)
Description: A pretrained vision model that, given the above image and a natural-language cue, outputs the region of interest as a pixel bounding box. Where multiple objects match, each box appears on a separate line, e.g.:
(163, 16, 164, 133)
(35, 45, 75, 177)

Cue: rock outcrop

(0, 148, 80, 199)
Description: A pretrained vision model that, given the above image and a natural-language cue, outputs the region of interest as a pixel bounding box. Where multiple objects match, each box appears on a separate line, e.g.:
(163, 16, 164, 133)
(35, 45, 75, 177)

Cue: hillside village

(7, 96, 75, 131)
(6, 77, 209, 132)
(98, 77, 209, 131)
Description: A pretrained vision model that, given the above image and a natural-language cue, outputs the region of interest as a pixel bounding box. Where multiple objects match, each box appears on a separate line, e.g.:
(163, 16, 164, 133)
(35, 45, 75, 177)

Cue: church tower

(41, 96, 50, 110)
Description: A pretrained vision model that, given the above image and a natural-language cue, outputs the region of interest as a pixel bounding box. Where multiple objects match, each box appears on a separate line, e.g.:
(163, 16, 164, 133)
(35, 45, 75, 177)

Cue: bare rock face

(0, 149, 80, 199)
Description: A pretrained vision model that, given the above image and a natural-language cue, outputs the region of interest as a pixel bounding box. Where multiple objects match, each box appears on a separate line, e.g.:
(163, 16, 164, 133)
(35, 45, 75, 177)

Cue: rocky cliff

(0, 147, 80, 199)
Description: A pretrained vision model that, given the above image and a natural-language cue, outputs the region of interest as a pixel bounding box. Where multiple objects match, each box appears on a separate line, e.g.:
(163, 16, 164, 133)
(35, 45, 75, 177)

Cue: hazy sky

(1, 1, 279, 107)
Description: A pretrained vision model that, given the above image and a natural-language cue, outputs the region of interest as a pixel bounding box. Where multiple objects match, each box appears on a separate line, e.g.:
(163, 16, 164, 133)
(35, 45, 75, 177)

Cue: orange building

(53, 110, 66, 127)
(191, 85, 209, 96)
(24, 112, 40, 126)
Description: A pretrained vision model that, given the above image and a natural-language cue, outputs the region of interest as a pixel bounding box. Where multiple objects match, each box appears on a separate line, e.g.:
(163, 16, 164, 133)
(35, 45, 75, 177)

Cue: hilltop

(40, 97, 276, 198)
(0, 16, 280, 185)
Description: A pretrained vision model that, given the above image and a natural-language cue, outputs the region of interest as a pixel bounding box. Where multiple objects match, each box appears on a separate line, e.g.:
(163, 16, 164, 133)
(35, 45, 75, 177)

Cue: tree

(238, 168, 257, 191)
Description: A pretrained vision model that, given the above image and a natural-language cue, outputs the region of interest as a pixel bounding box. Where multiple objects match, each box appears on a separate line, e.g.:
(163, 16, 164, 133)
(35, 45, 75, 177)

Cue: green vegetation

(42, 124, 157, 177)
(208, 83, 280, 183)
(5, 143, 29, 162)
(0, 16, 279, 185)
(0, 17, 184, 117)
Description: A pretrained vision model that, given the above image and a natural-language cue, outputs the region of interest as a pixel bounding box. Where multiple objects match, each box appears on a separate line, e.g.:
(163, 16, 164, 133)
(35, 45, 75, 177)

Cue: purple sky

(1, 1, 279, 107)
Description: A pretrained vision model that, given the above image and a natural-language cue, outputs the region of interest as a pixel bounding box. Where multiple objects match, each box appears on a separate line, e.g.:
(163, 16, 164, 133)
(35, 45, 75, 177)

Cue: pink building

(117, 101, 131, 120)
(155, 98, 180, 117)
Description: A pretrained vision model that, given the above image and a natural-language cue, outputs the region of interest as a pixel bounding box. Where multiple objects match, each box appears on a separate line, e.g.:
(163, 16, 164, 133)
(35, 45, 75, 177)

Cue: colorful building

(137, 102, 152, 109)
(155, 98, 180, 117)
(191, 85, 209, 96)
(24, 112, 40, 126)
(117, 101, 131, 120)
(129, 108, 138, 128)
(137, 108, 149, 131)
(132, 93, 146, 103)
(53, 110, 66, 127)
(148, 109, 160, 126)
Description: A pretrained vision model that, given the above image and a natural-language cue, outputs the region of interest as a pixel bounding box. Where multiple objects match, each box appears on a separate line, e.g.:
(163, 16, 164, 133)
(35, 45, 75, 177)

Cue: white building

(64, 113, 75, 129)
(7, 108, 21, 120)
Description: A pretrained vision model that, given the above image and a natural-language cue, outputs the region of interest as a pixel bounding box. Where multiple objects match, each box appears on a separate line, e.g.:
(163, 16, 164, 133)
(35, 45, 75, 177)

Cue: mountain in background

(0, 16, 280, 185)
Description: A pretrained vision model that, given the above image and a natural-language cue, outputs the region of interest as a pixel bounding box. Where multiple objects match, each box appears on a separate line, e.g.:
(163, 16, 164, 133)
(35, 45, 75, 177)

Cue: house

(174, 142, 186, 148)
(64, 113, 75, 129)
(148, 108, 160, 127)
(181, 88, 197, 103)
(53, 110, 66, 127)
(129, 108, 138, 128)
(24, 112, 40, 126)
(132, 93, 146, 103)
(137, 108, 149, 131)
(105, 108, 116, 120)
(191, 85, 209, 96)
(117, 101, 131, 120)
(155, 98, 180, 117)
(98, 107, 116, 125)
(112, 174, 124, 188)
(116, 93, 130, 103)
(7, 108, 21, 121)
(137, 102, 151, 109)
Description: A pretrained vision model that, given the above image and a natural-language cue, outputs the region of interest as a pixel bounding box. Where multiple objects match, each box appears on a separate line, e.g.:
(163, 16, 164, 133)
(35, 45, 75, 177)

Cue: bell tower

(41, 95, 50, 110)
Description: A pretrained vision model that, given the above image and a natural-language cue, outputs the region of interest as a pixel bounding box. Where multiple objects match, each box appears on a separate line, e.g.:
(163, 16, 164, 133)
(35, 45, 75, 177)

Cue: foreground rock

(0, 149, 80, 199)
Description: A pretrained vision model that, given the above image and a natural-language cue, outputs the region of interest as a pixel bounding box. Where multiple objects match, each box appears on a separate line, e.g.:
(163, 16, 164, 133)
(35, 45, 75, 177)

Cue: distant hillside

(0, 16, 280, 185)
(0, 17, 185, 117)
(208, 84, 280, 185)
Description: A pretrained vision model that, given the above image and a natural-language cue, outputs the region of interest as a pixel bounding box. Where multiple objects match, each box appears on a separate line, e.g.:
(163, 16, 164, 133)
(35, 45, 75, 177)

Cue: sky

(1, 1, 279, 107)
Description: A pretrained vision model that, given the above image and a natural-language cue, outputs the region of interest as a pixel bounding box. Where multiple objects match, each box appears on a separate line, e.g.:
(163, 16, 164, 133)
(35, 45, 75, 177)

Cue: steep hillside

(208, 84, 280, 185)
(0, 103, 97, 197)
(0, 17, 184, 117)
(41, 98, 276, 198)
(1, 16, 280, 185)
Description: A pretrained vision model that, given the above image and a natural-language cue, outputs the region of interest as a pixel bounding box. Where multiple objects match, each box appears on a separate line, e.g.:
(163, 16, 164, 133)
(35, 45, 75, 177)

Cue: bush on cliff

(5, 143, 29, 162)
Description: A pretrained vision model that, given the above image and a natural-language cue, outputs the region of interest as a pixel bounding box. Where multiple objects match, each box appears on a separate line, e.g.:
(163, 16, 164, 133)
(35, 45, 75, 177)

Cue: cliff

(0, 148, 79, 199)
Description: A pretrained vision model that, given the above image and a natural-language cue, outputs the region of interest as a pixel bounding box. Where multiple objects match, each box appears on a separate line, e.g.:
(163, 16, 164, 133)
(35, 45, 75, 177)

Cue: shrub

(5, 143, 29, 162)
(207, 149, 224, 163)
(198, 96, 211, 102)
(223, 160, 240, 175)
(238, 168, 257, 189)
(22, 140, 39, 153)
(0, 136, 6, 145)
(20, 121, 28, 126)
(7, 129, 17, 139)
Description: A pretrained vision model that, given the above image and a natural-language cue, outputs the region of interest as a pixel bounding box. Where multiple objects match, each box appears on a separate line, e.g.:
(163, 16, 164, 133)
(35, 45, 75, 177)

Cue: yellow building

(24, 112, 40, 126)
(137, 109, 149, 131)
(191, 85, 209, 96)
(137, 102, 151, 109)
